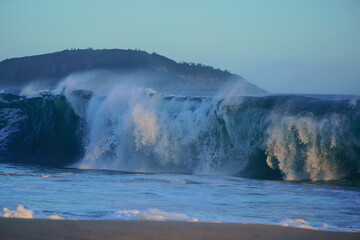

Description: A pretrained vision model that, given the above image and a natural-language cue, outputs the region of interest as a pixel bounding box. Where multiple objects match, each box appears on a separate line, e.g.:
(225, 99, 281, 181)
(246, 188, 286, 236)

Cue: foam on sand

(1, 205, 63, 220)
(2, 205, 33, 219)
(47, 215, 64, 220)
(280, 218, 360, 232)
(1, 218, 360, 240)
(280, 219, 316, 230)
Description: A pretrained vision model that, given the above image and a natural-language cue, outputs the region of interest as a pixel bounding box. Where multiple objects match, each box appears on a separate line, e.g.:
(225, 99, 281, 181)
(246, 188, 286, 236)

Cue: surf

(0, 76, 359, 181)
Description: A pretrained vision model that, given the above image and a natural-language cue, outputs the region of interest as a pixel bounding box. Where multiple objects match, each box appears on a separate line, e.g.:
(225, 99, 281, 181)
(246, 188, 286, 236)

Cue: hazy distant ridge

(0, 49, 266, 93)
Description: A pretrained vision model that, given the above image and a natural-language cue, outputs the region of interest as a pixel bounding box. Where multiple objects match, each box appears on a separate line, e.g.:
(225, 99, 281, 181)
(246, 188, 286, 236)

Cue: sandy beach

(1, 218, 359, 240)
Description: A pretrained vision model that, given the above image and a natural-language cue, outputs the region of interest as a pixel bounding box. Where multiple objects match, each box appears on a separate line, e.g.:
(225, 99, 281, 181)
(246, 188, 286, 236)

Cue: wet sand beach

(1, 218, 359, 240)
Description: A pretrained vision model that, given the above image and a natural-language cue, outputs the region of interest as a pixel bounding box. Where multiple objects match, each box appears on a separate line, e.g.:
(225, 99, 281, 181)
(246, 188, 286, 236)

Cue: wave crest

(1, 81, 359, 181)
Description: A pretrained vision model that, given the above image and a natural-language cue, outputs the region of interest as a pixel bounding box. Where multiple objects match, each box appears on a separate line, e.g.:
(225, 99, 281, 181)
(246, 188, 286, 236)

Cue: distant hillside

(0, 49, 267, 94)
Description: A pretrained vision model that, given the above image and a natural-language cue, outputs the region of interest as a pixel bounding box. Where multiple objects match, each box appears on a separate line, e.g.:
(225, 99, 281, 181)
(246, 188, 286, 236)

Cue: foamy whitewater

(0, 74, 360, 231)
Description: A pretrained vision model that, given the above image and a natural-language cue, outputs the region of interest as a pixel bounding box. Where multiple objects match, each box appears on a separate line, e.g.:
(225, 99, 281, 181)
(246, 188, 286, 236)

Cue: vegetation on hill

(0, 49, 266, 93)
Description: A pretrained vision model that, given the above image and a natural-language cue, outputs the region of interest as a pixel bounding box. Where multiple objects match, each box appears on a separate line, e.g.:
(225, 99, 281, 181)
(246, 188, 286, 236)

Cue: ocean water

(1, 77, 360, 231)
(1, 163, 360, 231)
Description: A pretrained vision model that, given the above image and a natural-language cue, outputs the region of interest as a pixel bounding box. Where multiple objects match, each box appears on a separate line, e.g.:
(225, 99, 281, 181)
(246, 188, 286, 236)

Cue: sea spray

(0, 78, 359, 181)
(59, 77, 359, 180)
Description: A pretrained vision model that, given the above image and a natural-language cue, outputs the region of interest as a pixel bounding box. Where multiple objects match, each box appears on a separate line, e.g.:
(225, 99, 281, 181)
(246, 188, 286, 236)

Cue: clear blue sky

(1, 0, 359, 94)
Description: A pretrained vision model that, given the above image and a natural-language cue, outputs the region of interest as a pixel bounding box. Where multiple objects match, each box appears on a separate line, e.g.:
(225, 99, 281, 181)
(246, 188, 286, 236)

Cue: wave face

(1, 81, 360, 181)
(0, 93, 84, 166)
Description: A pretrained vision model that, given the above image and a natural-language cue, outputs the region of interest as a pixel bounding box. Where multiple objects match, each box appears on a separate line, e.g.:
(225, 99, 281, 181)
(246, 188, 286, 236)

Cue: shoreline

(1, 218, 359, 240)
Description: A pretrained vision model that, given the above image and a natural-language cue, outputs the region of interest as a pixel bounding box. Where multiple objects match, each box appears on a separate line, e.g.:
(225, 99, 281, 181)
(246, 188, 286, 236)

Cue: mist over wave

(1, 72, 359, 181)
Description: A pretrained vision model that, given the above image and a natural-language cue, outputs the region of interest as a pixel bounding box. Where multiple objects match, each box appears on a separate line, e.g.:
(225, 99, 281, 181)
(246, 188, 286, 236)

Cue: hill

(0, 49, 267, 94)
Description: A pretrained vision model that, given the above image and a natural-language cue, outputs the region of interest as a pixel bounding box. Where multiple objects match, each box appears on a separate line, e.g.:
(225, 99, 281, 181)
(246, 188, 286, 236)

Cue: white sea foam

(62, 77, 246, 174)
(113, 208, 198, 222)
(1, 204, 358, 232)
(280, 219, 316, 230)
(47, 215, 64, 220)
(1, 205, 64, 220)
(280, 218, 360, 232)
(2, 205, 33, 219)
(265, 113, 354, 181)
(54, 74, 359, 181)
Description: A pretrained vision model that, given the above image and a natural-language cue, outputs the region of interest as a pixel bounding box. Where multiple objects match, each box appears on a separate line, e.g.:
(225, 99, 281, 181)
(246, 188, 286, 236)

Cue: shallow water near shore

(1, 163, 359, 232)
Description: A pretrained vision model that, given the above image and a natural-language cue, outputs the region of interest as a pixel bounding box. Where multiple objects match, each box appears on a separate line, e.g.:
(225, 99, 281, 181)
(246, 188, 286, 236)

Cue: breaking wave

(0, 79, 359, 181)
(0, 93, 83, 167)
